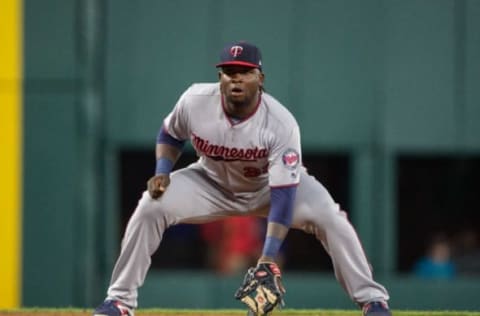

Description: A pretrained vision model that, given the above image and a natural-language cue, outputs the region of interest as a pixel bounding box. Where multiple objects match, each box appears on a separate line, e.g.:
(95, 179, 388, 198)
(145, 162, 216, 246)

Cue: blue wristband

(155, 157, 174, 175)
(262, 236, 283, 258)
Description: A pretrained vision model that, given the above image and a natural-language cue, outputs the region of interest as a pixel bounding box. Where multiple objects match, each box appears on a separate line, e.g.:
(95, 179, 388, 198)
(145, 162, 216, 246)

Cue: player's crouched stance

(93, 41, 392, 316)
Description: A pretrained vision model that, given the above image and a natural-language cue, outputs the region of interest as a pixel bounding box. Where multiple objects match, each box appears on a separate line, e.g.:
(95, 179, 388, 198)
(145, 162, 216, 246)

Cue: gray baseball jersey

(164, 83, 301, 192)
(105, 83, 390, 309)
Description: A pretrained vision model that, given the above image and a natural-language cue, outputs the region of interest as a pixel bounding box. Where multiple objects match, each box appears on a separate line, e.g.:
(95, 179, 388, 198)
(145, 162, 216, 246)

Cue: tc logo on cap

(230, 45, 243, 57)
(216, 41, 262, 69)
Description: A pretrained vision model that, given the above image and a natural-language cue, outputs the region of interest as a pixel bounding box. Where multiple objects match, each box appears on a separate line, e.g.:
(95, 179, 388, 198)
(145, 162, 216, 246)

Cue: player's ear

(259, 72, 265, 88)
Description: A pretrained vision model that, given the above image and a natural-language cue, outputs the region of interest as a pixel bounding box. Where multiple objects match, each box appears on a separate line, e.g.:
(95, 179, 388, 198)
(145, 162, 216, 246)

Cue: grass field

(1, 309, 480, 316)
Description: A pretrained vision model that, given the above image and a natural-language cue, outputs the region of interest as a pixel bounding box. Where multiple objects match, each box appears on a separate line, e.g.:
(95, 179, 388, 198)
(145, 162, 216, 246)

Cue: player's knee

(322, 211, 358, 243)
(310, 204, 350, 233)
(132, 192, 169, 224)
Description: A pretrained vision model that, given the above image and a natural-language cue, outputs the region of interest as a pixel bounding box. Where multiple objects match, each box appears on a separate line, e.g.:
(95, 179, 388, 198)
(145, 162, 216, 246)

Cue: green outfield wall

(137, 272, 480, 311)
(21, 0, 480, 310)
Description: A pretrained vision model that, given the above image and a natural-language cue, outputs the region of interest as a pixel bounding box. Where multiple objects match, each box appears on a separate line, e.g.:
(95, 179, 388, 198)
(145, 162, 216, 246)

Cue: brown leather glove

(147, 174, 171, 199)
(235, 262, 285, 315)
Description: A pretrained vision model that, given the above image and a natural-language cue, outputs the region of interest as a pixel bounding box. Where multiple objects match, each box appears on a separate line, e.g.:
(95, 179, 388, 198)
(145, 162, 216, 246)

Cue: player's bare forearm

(258, 222, 289, 264)
(156, 143, 182, 163)
(147, 144, 183, 199)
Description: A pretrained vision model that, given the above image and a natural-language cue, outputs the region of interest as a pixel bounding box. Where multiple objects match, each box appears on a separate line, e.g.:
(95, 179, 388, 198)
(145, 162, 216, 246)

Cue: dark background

(396, 155, 480, 272)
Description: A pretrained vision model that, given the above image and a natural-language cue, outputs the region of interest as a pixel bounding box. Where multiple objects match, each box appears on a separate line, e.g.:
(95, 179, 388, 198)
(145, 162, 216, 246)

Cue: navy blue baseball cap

(216, 41, 262, 70)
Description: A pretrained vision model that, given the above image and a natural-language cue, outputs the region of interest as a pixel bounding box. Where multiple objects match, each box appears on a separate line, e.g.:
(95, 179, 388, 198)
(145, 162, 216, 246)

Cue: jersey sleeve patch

(282, 148, 300, 170)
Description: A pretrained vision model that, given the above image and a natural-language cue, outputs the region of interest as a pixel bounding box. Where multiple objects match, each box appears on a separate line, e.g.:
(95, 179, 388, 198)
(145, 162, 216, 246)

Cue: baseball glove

(234, 262, 285, 316)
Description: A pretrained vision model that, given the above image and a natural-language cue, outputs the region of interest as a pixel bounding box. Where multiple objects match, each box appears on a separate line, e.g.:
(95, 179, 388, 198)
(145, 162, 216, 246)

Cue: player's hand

(234, 262, 285, 316)
(147, 174, 171, 199)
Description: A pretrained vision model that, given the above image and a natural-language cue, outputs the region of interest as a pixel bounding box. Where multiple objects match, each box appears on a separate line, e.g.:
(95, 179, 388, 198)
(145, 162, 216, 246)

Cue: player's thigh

(291, 170, 343, 229)
(138, 164, 234, 223)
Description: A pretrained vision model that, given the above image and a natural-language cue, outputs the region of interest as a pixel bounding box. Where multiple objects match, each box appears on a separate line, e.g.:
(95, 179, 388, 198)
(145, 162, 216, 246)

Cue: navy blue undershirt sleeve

(155, 128, 186, 175)
(262, 186, 297, 258)
(268, 186, 297, 226)
(156, 127, 186, 149)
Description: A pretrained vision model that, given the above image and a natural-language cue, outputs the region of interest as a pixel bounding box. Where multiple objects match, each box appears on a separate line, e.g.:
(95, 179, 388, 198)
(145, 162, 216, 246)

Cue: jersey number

(243, 164, 268, 178)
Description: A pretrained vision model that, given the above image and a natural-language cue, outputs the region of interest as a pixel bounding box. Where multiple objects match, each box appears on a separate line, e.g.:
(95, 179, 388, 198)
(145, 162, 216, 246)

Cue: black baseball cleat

(362, 301, 392, 316)
(93, 299, 134, 316)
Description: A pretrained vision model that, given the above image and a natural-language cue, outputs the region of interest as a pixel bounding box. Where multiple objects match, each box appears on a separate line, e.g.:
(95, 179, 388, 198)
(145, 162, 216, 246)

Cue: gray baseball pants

(106, 163, 389, 308)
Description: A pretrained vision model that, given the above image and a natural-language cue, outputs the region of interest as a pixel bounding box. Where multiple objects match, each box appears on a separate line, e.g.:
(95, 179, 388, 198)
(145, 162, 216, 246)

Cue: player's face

(219, 66, 264, 110)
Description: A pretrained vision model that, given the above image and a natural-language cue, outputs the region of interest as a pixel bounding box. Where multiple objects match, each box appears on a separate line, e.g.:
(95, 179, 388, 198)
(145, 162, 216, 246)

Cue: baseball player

(93, 41, 392, 316)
